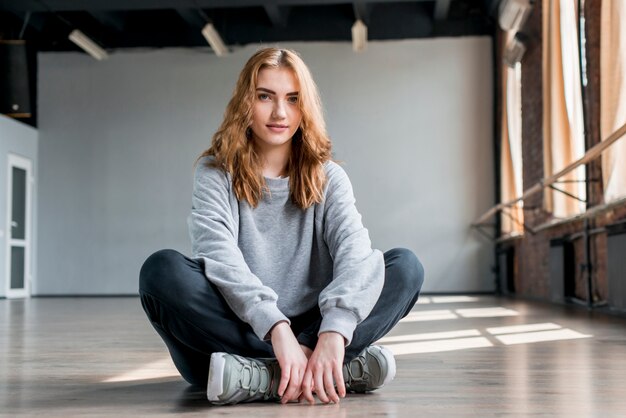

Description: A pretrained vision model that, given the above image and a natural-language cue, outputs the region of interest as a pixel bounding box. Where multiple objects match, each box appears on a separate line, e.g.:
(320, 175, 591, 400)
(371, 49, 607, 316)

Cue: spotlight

(201, 23, 229, 56)
(351, 19, 367, 52)
(68, 29, 108, 61)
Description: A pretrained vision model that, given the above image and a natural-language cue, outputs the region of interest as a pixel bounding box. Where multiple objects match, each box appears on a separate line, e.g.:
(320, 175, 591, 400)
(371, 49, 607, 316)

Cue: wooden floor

(1, 295, 626, 417)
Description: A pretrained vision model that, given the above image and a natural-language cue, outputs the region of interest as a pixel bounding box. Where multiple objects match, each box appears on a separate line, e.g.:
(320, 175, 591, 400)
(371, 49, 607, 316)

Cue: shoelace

(239, 360, 280, 400)
(344, 357, 372, 390)
(240, 361, 269, 397)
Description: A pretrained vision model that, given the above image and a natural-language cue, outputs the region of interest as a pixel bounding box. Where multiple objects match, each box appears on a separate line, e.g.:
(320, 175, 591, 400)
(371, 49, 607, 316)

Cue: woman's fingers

(270, 322, 309, 403)
(300, 370, 315, 404)
(302, 332, 346, 404)
(277, 365, 291, 397)
(313, 367, 329, 403)
(323, 367, 339, 403)
(281, 367, 303, 404)
(333, 362, 346, 398)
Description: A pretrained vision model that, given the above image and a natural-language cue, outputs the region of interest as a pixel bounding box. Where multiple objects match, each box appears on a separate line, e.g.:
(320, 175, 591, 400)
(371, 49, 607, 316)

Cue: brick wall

(517, 0, 551, 300)
(498, 0, 626, 307)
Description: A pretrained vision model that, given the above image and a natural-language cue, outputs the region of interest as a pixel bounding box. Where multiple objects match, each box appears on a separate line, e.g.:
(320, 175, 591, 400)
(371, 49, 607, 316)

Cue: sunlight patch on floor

(417, 296, 482, 304)
(400, 307, 520, 323)
(385, 337, 493, 355)
(400, 309, 459, 322)
(102, 357, 179, 383)
(486, 323, 562, 335)
(430, 296, 481, 303)
(385, 322, 593, 356)
(494, 328, 592, 345)
(99, 319, 592, 381)
(377, 329, 481, 344)
(456, 307, 519, 318)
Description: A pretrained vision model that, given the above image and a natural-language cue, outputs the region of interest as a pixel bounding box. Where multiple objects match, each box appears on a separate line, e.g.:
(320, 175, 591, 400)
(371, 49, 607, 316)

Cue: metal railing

(473, 121, 626, 229)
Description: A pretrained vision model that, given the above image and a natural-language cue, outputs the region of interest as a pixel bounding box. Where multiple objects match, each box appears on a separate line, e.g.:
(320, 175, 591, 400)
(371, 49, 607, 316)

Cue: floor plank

(1, 295, 625, 417)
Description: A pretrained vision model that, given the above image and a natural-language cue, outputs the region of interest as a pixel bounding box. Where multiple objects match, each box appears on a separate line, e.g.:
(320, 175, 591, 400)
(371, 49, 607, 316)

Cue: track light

(498, 0, 533, 32)
(351, 19, 367, 52)
(201, 23, 229, 56)
(68, 29, 108, 61)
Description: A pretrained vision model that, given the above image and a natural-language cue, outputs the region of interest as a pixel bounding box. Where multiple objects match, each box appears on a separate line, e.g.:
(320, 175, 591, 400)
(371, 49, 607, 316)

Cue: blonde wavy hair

(198, 47, 332, 209)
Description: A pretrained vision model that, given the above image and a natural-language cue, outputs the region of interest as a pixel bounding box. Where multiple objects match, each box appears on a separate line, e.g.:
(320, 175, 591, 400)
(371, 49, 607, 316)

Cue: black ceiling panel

(0, 0, 497, 53)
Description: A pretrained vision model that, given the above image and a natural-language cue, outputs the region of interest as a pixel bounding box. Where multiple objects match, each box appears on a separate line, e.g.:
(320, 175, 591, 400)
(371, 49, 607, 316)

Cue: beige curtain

(601, 1, 626, 203)
(501, 31, 524, 235)
(542, 0, 587, 218)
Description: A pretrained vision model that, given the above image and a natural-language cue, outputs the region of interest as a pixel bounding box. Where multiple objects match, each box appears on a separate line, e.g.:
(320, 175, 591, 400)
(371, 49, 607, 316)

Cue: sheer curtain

(601, 1, 626, 203)
(542, 0, 586, 218)
(501, 31, 524, 235)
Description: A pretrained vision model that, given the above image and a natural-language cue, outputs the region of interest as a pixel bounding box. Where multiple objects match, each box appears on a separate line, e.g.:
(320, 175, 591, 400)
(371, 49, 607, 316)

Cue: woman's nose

(272, 100, 287, 119)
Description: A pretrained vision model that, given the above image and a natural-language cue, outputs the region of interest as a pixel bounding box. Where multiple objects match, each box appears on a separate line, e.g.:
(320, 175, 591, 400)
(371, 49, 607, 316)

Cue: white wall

(37, 38, 493, 295)
(0, 115, 38, 298)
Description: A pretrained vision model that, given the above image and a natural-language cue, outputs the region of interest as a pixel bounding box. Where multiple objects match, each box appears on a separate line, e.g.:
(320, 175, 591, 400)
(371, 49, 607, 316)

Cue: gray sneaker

(343, 345, 396, 393)
(207, 352, 281, 405)
(207, 345, 396, 404)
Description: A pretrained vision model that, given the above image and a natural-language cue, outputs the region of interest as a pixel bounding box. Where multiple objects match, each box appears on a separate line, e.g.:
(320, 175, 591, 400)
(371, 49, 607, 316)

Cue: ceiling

(0, 0, 499, 53)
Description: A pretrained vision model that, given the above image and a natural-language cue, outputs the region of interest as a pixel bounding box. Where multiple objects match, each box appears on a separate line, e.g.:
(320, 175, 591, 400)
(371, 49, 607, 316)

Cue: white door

(5, 154, 33, 298)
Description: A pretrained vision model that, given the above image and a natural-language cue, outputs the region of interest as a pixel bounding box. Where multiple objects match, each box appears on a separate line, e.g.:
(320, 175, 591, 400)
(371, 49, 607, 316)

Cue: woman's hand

(300, 331, 346, 404)
(270, 322, 309, 404)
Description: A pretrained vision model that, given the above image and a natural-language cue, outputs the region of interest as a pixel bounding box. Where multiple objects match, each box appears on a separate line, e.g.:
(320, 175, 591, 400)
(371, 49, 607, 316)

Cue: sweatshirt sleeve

(318, 162, 385, 346)
(187, 157, 289, 340)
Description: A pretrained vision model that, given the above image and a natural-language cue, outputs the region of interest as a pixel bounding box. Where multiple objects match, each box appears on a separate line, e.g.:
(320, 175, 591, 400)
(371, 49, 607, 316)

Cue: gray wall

(0, 115, 38, 297)
(37, 39, 493, 295)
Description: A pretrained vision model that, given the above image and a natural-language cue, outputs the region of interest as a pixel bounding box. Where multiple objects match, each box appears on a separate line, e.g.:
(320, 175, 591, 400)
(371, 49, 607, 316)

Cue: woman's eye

(287, 96, 298, 104)
(258, 94, 270, 101)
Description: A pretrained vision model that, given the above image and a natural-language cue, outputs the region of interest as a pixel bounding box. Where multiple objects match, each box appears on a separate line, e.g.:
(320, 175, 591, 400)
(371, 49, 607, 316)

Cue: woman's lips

(267, 124, 289, 133)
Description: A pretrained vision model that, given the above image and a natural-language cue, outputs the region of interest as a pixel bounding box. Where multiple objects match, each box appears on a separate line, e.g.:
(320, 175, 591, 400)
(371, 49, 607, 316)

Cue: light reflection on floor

(382, 336, 494, 355)
(400, 306, 520, 322)
(421, 296, 482, 304)
(102, 358, 179, 383)
(400, 309, 459, 321)
(377, 329, 481, 343)
(381, 320, 592, 356)
(456, 307, 519, 317)
(486, 322, 562, 334)
(101, 303, 594, 384)
(494, 328, 591, 345)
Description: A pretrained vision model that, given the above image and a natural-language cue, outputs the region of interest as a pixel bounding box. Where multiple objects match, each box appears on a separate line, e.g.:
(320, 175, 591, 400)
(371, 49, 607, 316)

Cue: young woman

(139, 47, 424, 406)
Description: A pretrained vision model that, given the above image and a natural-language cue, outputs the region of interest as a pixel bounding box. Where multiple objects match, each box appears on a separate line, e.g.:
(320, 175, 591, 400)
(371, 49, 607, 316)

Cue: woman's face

(250, 67, 302, 154)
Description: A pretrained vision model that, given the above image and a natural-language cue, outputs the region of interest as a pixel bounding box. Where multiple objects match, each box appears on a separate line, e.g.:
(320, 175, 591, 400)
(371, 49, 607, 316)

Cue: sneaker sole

(379, 346, 396, 387)
(207, 352, 226, 403)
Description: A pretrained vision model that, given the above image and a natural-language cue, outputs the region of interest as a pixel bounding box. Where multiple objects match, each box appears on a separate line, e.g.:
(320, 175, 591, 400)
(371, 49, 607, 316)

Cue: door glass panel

(10, 246, 25, 290)
(12, 167, 26, 240)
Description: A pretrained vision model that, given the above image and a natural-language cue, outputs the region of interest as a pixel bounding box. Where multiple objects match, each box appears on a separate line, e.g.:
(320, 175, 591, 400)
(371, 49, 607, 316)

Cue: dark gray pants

(139, 248, 424, 386)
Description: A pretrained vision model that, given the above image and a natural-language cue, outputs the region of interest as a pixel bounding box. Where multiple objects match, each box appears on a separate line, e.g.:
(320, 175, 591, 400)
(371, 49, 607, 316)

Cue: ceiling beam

(264, 4, 290, 27)
(175, 8, 206, 31)
(434, 0, 451, 21)
(89, 11, 124, 32)
(352, 2, 370, 26)
(0, 0, 434, 13)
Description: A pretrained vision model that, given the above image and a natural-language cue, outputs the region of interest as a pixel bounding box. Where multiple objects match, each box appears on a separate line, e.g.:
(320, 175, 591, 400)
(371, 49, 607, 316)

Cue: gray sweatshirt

(187, 156, 384, 345)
